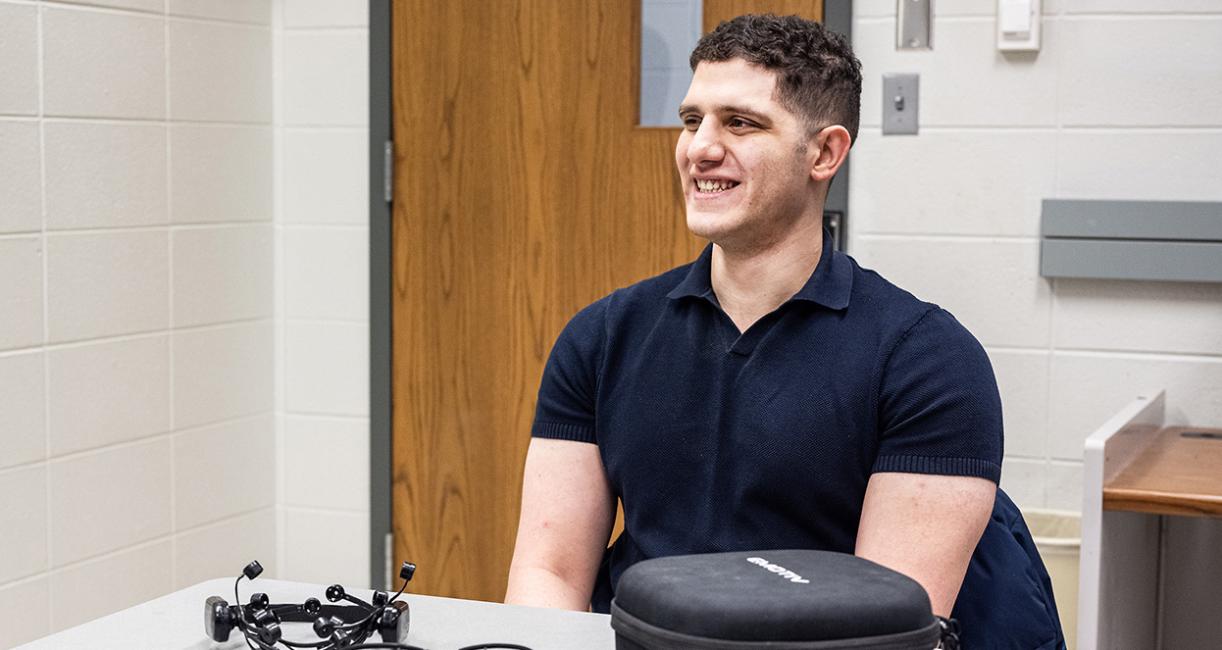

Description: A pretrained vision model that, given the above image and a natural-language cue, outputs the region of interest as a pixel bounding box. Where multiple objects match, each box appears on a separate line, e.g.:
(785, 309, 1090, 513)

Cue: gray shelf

(1040, 199, 1222, 283)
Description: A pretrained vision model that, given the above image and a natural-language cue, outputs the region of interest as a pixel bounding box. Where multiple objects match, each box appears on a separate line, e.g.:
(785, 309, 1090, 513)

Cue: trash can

(1024, 509, 1081, 649)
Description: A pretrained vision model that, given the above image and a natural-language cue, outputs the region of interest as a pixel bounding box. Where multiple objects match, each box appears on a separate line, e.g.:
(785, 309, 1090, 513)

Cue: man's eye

(682, 117, 701, 130)
(728, 117, 755, 129)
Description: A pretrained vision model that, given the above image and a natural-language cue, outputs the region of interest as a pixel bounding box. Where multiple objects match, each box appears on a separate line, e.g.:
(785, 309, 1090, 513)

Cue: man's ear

(809, 125, 852, 184)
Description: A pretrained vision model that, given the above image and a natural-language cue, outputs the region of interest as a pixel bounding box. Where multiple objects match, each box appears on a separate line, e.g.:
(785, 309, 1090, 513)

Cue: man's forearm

(504, 564, 593, 611)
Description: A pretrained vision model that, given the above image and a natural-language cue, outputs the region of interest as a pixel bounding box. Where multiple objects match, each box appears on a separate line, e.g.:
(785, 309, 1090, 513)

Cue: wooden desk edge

(1103, 488, 1222, 518)
(1102, 425, 1222, 518)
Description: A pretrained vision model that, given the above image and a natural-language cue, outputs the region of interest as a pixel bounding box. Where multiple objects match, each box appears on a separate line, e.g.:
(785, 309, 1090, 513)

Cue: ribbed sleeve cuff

(872, 455, 1001, 484)
(531, 420, 597, 444)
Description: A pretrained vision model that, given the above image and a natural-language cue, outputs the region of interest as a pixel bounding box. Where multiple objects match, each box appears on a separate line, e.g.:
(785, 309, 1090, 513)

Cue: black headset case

(609, 550, 943, 650)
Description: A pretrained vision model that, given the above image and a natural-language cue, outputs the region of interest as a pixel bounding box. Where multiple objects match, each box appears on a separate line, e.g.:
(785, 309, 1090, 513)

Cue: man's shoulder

(552, 260, 696, 345)
(581, 259, 697, 317)
(623, 260, 697, 299)
(844, 254, 987, 363)
(843, 254, 941, 329)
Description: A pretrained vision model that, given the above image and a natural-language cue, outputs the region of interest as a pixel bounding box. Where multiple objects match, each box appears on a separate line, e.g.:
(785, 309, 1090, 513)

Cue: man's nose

(686, 119, 725, 164)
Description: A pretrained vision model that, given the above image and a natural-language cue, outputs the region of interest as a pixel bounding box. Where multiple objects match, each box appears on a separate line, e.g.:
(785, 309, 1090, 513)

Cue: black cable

(337, 608, 380, 632)
(342, 643, 533, 650)
(235, 575, 262, 650)
(338, 575, 410, 633)
(342, 644, 427, 650)
(277, 638, 329, 648)
(236, 619, 279, 650)
(386, 578, 410, 607)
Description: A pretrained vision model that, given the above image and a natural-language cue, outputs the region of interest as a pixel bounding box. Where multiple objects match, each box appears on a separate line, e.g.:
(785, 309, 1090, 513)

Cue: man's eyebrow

(677, 104, 702, 118)
(677, 104, 771, 122)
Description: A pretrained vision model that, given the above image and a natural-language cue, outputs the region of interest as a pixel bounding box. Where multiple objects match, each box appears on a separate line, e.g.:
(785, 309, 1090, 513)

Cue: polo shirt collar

(665, 244, 717, 301)
(665, 228, 853, 311)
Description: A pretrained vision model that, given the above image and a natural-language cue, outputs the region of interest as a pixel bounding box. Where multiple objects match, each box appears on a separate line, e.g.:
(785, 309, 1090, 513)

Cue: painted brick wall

(273, 0, 371, 588)
(847, 1, 1222, 513)
(0, 0, 275, 646)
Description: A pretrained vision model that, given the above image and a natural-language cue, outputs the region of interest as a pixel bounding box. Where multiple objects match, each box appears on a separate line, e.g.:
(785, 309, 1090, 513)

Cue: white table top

(18, 578, 615, 650)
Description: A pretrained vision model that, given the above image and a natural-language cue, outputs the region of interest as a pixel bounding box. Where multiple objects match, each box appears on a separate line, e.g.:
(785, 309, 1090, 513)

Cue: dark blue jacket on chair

(953, 489, 1067, 649)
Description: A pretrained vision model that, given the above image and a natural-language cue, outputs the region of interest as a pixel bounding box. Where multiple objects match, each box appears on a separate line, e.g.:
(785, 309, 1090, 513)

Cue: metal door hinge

(383, 532, 394, 590)
(383, 140, 394, 204)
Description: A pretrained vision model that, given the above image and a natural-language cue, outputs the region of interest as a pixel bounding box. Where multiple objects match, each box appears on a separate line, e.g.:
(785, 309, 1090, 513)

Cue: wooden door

(391, 0, 824, 602)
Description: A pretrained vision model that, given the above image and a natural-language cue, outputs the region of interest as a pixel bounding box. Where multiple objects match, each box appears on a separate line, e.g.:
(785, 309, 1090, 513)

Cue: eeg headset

(205, 560, 532, 650)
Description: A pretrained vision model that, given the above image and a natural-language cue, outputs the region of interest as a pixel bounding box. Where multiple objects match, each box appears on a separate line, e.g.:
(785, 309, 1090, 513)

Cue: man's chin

(685, 212, 736, 243)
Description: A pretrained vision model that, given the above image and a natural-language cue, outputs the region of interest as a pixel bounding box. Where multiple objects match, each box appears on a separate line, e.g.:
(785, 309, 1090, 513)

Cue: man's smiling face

(676, 58, 821, 252)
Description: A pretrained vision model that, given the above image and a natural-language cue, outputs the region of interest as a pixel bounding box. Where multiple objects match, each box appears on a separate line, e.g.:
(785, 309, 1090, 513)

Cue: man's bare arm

(855, 472, 994, 617)
(504, 437, 616, 610)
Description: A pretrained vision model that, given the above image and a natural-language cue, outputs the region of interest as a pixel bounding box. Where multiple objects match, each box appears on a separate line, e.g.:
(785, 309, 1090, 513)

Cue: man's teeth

(695, 179, 738, 193)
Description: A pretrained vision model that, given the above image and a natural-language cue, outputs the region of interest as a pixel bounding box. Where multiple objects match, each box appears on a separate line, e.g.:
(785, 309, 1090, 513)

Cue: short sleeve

(873, 308, 1003, 483)
(530, 298, 608, 444)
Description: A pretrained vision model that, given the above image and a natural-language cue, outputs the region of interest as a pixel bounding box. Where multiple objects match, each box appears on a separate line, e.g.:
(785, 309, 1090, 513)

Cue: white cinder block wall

(4, 0, 1217, 645)
(0, 0, 275, 646)
(273, 0, 371, 589)
(848, 0, 1222, 512)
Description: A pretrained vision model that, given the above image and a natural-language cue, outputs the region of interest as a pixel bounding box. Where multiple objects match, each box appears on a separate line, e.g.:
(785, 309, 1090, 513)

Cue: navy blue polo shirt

(531, 232, 1012, 626)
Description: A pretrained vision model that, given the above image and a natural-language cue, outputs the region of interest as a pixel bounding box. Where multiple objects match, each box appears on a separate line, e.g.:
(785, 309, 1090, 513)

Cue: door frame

(369, 0, 393, 590)
(367, 0, 856, 590)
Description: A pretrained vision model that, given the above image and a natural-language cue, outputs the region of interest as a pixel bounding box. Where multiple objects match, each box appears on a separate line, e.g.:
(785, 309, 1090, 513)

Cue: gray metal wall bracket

(1040, 199, 1222, 283)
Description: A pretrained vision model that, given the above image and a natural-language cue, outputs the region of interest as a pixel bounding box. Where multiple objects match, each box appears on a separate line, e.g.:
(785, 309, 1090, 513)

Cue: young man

(506, 14, 1064, 649)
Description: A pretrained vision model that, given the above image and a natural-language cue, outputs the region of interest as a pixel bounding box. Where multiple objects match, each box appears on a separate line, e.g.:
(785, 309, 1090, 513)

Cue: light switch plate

(882, 73, 919, 135)
(897, 0, 933, 50)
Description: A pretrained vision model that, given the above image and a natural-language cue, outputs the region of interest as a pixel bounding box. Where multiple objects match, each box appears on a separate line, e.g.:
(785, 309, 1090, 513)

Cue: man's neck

(710, 217, 824, 333)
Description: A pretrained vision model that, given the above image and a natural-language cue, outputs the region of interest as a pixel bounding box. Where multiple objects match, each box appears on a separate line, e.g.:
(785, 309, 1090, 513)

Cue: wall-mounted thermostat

(997, 0, 1041, 52)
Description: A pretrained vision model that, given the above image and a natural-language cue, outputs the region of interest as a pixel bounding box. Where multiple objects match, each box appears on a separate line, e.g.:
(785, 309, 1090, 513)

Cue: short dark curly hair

(690, 14, 862, 144)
